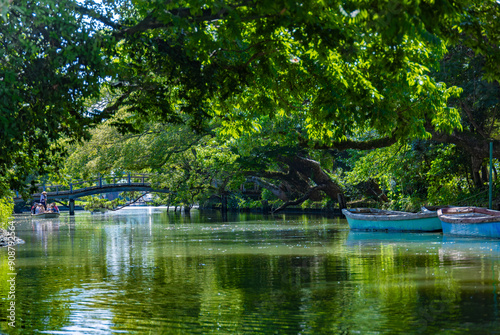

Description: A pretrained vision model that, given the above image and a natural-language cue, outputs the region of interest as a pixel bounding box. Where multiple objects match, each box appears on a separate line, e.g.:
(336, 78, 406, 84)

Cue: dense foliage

(101, 0, 466, 142)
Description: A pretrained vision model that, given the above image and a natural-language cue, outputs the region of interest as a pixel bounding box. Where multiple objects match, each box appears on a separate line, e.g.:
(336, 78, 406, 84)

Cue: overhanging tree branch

(272, 184, 329, 213)
(302, 134, 399, 151)
(110, 1, 267, 40)
(246, 176, 288, 201)
(75, 5, 122, 30)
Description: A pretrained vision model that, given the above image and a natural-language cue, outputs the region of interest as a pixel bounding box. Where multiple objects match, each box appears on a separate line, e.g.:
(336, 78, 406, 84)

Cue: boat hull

(438, 207, 500, 238)
(346, 216, 442, 232)
(441, 221, 500, 238)
(31, 212, 60, 219)
(342, 208, 442, 232)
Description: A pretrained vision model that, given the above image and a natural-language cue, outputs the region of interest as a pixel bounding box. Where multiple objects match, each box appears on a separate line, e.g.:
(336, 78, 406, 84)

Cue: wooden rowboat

(342, 208, 442, 232)
(438, 207, 500, 238)
(31, 212, 60, 219)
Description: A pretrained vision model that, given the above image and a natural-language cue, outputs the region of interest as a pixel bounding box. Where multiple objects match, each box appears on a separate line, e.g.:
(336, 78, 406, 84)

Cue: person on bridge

(40, 191, 47, 211)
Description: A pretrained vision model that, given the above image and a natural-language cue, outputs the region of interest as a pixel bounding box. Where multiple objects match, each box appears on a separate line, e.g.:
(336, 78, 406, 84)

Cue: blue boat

(438, 207, 500, 238)
(341, 208, 442, 232)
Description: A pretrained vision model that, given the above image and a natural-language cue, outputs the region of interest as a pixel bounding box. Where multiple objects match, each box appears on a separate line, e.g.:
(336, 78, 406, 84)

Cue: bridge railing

(32, 174, 152, 195)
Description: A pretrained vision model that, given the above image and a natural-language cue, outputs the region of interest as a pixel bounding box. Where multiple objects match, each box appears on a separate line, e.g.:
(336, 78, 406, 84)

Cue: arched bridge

(14, 174, 170, 215)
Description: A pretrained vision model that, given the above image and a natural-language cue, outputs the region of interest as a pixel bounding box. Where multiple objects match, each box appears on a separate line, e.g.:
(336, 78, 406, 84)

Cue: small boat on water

(438, 207, 500, 238)
(91, 208, 108, 214)
(31, 212, 60, 219)
(342, 208, 442, 232)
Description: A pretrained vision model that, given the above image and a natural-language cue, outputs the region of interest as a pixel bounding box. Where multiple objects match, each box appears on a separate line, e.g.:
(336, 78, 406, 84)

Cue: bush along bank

(0, 197, 24, 247)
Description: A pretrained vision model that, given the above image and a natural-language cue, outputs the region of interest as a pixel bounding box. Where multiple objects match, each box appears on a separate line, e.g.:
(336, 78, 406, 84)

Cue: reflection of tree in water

(5, 212, 500, 333)
(30, 219, 61, 253)
(343, 234, 500, 334)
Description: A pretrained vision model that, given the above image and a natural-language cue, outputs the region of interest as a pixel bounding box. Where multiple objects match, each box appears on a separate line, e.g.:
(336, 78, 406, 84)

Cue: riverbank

(0, 228, 25, 247)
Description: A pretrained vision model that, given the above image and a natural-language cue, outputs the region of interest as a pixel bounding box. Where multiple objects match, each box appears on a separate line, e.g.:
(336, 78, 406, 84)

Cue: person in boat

(48, 203, 59, 213)
(40, 191, 48, 211)
(51, 203, 59, 213)
(34, 204, 43, 214)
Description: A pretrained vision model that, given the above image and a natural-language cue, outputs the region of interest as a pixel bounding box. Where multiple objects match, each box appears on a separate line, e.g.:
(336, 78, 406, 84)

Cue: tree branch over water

(302, 134, 399, 151)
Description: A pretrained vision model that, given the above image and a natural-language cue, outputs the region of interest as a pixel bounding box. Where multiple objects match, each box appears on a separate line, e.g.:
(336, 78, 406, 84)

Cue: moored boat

(31, 212, 60, 219)
(438, 207, 500, 238)
(91, 208, 108, 213)
(342, 208, 442, 232)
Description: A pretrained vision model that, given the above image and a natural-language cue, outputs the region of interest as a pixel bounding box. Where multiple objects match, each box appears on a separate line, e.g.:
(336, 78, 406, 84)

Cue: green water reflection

(1, 208, 500, 334)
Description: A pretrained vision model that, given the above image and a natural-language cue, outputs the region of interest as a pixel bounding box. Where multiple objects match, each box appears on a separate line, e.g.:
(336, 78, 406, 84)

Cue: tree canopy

(101, 0, 467, 140)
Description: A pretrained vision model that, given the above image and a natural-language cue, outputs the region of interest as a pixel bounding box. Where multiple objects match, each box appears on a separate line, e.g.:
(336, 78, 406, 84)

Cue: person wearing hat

(40, 191, 48, 211)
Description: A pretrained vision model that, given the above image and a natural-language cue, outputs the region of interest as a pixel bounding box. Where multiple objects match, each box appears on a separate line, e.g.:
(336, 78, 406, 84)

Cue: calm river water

(1, 207, 500, 334)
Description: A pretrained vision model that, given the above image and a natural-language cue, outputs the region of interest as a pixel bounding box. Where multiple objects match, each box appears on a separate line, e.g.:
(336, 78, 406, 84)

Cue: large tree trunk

(429, 128, 497, 189)
(282, 156, 343, 201)
(471, 156, 482, 188)
(356, 180, 389, 202)
(247, 176, 289, 201)
(247, 155, 345, 213)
